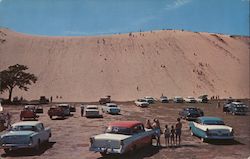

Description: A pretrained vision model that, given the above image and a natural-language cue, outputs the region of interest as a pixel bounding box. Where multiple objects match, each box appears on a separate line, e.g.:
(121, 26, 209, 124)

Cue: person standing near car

(175, 118, 182, 146)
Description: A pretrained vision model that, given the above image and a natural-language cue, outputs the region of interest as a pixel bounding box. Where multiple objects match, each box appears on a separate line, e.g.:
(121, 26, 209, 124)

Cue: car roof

(109, 121, 142, 128)
(106, 103, 117, 106)
(231, 102, 244, 105)
(198, 116, 223, 122)
(86, 105, 98, 108)
(12, 121, 42, 127)
(58, 103, 70, 106)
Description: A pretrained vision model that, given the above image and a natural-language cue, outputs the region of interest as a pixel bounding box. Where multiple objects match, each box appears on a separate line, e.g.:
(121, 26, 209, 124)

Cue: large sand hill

(0, 29, 249, 102)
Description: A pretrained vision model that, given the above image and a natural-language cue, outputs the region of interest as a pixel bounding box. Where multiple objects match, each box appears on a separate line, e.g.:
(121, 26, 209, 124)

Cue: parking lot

(1, 100, 250, 159)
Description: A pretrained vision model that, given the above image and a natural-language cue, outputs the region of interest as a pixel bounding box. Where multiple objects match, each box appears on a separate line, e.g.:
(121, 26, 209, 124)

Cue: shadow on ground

(1, 142, 56, 157)
(206, 139, 244, 145)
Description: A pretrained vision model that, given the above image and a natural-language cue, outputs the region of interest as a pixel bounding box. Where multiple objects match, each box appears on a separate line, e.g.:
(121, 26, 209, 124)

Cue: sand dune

(0, 29, 249, 102)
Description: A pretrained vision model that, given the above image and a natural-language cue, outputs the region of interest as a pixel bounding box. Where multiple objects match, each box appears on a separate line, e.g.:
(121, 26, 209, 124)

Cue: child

(164, 124, 170, 147)
(170, 125, 175, 146)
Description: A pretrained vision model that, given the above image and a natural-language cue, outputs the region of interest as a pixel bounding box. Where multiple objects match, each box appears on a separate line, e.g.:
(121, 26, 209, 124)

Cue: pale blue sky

(0, 0, 249, 36)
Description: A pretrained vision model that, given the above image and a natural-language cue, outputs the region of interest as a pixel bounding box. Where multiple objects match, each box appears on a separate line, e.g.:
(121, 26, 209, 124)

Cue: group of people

(145, 118, 182, 147)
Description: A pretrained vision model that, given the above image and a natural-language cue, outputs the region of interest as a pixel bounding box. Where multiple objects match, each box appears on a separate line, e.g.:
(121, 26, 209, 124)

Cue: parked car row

(134, 95, 209, 107)
(81, 103, 121, 118)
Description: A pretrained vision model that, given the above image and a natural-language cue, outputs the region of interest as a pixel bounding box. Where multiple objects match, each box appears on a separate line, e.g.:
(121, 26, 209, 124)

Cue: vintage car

(0, 121, 51, 153)
(179, 107, 204, 120)
(99, 96, 111, 105)
(134, 99, 149, 107)
(69, 105, 76, 112)
(85, 105, 102, 118)
(57, 104, 71, 116)
(47, 105, 65, 119)
(197, 95, 209, 103)
(39, 96, 49, 104)
(20, 105, 39, 121)
(143, 96, 155, 104)
(173, 96, 184, 103)
(35, 106, 43, 114)
(89, 121, 156, 156)
(159, 96, 169, 103)
(189, 117, 234, 142)
(102, 103, 121, 114)
(184, 96, 197, 103)
(226, 102, 248, 115)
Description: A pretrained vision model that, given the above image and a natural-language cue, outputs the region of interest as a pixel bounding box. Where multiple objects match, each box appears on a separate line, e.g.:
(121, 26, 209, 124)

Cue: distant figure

(6, 112, 11, 128)
(217, 101, 221, 108)
(170, 125, 175, 146)
(50, 96, 53, 103)
(145, 119, 153, 129)
(81, 106, 84, 117)
(164, 124, 170, 147)
(175, 118, 182, 146)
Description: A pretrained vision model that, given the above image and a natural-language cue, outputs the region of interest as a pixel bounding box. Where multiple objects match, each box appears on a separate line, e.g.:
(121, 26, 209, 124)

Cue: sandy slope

(0, 29, 249, 102)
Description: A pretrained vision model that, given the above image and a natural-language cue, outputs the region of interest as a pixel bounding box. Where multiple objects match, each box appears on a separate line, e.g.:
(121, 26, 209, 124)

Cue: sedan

(189, 117, 234, 142)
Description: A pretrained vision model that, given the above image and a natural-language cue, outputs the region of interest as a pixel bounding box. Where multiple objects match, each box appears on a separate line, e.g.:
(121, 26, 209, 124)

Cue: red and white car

(89, 121, 156, 156)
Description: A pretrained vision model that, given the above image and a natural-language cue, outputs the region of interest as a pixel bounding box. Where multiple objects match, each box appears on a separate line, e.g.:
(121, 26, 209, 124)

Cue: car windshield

(138, 99, 147, 102)
(87, 107, 98, 110)
(105, 126, 132, 135)
(11, 125, 37, 131)
(108, 105, 117, 107)
(203, 120, 225, 125)
(187, 109, 199, 113)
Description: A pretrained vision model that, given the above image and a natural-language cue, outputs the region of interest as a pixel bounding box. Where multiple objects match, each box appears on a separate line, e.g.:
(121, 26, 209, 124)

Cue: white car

(159, 96, 169, 103)
(134, 99, 149, 107)
(58, 104, 71, 116)
(189, 117, 234, 142)
(184, 96, 197, 103)
(102, 103, 121, 114)
(173, 96, 184, 103)
(85, 105, 102, 118)
(0, 121, 51, 153)
(143, 96, 155, 104)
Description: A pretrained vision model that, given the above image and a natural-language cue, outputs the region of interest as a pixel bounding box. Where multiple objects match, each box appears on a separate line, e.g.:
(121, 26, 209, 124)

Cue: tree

(0, 64, 37, 102)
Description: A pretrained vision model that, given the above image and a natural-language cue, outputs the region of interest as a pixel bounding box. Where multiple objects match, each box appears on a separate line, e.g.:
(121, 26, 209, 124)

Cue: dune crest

(0, 29, 249, 102)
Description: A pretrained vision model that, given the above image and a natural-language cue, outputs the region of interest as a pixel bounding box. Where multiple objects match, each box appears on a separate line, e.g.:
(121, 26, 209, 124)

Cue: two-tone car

(179, 107, 204, 120)
(85, 105, 102, 118)
(134, 99, 149, 108)
(226, 102, 248, 115)
(189, 117, 234, 142)
(102, 103, 121, 115)
(89, 121, 156, 156)
(0, 121, 51, 154)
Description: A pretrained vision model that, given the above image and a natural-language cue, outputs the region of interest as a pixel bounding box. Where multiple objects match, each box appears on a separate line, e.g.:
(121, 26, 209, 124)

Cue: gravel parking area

(0, 100, 249, 159)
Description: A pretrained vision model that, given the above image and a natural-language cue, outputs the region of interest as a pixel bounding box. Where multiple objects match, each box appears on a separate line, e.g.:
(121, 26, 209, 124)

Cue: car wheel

(35, 140, 41, 151)
(4, 148, 10, 154)
(201, 138, 205, 142)
(100, 151, 108, 157)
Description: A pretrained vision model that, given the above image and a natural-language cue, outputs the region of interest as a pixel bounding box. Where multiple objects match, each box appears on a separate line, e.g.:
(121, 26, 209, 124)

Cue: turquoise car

(189, 117, 234, 142)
